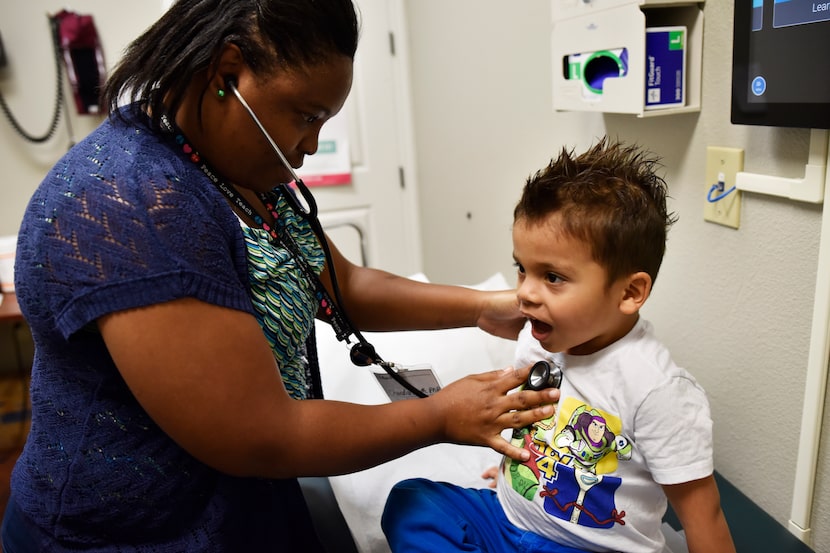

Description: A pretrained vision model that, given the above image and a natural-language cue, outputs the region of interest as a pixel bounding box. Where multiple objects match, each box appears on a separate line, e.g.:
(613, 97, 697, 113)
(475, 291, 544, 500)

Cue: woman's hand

(426, 364, 558, 461)
(475, 289, 524, 340)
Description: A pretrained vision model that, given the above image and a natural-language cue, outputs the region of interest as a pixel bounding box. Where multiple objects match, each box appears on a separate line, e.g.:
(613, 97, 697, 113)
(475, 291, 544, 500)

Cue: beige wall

(0, 1, 162, 237)
(405, 0, 829, 550)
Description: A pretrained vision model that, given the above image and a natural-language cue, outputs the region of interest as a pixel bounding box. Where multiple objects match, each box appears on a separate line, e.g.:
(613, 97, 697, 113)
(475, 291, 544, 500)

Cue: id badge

(373, 364, 441, 402)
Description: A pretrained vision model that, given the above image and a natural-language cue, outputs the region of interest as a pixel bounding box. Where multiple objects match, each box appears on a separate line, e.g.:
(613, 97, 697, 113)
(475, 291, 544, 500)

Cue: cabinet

(0, 294, 31, 453)
(551, 0, 704, 117)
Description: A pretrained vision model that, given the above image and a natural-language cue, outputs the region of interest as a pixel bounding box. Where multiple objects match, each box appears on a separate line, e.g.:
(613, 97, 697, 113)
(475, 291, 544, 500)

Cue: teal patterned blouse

(239, 189, 325, 400)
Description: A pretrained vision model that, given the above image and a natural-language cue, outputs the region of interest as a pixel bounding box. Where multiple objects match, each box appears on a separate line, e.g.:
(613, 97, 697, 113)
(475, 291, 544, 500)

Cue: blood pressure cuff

(52, 10, 106, 115)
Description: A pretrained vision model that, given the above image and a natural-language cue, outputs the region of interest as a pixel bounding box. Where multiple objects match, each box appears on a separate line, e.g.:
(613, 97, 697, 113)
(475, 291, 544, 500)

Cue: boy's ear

(619, 271, 652, 315)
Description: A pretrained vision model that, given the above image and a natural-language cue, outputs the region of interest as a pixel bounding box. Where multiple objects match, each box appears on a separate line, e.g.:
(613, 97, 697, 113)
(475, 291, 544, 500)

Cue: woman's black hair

(102, 0, 359, 128)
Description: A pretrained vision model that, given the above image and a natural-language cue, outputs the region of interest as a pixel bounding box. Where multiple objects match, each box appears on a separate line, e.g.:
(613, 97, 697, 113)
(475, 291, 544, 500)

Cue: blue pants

(381, 478, 589, 553)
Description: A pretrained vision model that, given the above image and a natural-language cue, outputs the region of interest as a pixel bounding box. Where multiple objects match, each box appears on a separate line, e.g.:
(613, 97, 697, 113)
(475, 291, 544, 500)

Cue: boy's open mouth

(529, 317, 553, 340)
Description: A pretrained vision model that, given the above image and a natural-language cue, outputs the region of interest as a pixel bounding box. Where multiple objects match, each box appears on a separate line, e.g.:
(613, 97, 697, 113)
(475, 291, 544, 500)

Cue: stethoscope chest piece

(526, 360, 563, 391)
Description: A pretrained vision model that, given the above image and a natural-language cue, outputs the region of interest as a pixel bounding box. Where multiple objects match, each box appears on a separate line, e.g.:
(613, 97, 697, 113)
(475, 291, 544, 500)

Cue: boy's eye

(513, 262, 525, 274)
(546, 273, 563, 284)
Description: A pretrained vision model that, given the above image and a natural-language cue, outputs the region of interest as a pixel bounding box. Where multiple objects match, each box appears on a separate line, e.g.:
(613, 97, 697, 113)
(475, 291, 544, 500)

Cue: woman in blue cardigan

(2, 1, 558, 551)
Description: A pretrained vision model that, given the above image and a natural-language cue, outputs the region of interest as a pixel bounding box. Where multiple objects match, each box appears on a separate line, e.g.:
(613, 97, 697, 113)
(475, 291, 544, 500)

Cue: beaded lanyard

(160, 114, 430, 399)
(159, 114, 367, 398)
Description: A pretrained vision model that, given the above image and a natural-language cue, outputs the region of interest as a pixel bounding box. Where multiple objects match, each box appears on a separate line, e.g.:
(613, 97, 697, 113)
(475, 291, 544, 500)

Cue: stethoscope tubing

(227, 79, 428, 398)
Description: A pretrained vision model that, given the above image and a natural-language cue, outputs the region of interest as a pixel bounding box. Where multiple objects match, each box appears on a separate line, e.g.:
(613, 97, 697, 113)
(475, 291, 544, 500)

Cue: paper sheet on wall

(296, 111, 352, 187)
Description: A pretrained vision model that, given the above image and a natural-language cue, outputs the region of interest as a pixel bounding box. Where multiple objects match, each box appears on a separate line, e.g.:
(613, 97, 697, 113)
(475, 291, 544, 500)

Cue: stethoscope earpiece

(223, 75, 238, 91)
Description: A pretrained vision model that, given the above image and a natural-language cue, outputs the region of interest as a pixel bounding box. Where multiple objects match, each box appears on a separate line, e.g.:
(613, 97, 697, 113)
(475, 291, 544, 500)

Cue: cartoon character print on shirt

(503, 397, 633, 529)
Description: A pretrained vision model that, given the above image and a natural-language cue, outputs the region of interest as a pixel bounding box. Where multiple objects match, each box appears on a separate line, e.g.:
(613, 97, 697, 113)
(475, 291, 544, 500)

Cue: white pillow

(314, 273, 517, 553)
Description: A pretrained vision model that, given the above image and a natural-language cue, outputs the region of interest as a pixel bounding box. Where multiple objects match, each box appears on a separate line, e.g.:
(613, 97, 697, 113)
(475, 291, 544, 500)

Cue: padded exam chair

(663, 472, 815, 553)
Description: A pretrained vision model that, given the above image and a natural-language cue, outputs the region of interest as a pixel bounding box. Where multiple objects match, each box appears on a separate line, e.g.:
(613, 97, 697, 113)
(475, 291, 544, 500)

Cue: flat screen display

(731, 0, 830, 129)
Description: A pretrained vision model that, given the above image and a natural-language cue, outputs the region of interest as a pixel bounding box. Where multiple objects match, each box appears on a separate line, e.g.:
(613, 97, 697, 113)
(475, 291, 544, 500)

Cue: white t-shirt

(498, 318, 713, 553)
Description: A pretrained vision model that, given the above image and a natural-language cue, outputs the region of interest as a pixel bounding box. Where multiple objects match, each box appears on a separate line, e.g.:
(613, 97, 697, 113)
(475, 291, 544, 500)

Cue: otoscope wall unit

(551, 0, 703, 117)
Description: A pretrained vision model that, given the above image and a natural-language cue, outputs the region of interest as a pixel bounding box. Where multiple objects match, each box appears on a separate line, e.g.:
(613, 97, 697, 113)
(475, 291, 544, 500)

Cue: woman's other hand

(475, 289, 524, 340)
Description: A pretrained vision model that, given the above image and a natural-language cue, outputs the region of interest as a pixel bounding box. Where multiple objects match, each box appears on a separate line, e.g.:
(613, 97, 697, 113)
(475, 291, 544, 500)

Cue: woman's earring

(217, 89, 226, 99)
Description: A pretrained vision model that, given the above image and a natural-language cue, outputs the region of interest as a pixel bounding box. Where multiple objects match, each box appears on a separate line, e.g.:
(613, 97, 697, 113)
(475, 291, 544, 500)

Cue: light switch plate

(703, 147, 744, 229)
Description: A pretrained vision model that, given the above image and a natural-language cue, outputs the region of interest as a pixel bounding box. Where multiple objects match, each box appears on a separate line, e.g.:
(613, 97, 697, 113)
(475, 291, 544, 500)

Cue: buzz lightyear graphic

(503, 398, 633, 529)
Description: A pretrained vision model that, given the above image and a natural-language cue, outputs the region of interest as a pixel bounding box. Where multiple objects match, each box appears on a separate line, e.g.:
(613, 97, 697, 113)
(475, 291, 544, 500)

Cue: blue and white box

(645, 26, 686, 110)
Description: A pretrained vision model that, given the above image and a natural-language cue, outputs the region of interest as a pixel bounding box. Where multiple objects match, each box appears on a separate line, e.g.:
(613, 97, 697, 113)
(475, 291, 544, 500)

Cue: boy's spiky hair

(514, 137, 678, 286)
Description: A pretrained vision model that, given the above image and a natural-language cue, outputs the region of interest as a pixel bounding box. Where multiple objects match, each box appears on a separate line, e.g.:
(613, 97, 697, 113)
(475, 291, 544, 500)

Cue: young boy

(381, 139, 735, 553)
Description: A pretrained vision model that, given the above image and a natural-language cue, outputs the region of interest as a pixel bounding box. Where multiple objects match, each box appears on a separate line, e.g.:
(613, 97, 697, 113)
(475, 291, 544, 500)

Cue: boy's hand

(481, 466, 499, 488)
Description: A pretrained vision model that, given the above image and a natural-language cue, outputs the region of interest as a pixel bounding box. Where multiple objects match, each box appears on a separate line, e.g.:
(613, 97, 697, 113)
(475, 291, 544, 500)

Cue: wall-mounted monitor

(731, 0, 830, 129)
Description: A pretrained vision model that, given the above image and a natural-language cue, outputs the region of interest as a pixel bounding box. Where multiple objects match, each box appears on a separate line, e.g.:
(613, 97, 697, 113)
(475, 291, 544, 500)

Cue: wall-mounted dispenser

(565, 48, 629, 101)
(551, 0, 703, 117)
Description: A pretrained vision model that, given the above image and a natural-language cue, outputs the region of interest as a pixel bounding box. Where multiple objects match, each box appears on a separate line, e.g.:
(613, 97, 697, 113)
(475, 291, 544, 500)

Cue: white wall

(405, 0, 829, 550)
(0, 1, 163, 236)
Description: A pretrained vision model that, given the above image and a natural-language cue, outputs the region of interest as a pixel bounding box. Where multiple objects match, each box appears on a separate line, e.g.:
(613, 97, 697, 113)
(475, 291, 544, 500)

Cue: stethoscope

(525, 360, 562, 391)
(225, 77, 428, 398)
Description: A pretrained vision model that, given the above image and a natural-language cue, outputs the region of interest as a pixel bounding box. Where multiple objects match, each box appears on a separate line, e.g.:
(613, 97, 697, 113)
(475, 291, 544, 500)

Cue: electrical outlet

(703, 146, 744, 229)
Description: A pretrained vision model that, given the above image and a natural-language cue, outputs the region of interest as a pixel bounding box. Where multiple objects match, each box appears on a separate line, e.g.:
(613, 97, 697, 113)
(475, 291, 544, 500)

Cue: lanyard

(160, 114, 357, 345)
(227, 186, 355, 345)
(160, 114, 429, 398)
